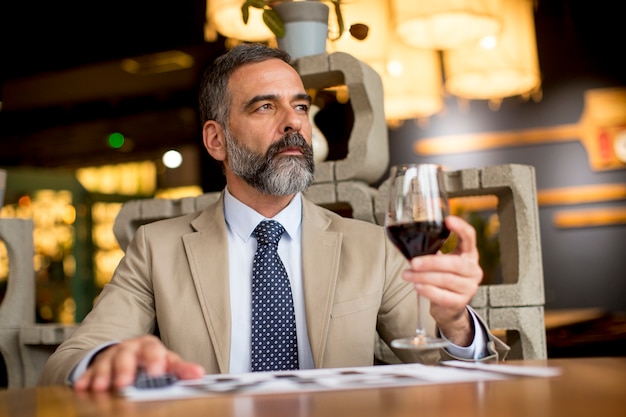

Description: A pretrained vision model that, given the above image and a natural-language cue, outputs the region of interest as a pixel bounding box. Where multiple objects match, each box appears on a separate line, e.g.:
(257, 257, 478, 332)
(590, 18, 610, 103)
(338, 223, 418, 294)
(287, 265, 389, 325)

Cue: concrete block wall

(294, 52, 389, 185)
(445, 164, 547, 359)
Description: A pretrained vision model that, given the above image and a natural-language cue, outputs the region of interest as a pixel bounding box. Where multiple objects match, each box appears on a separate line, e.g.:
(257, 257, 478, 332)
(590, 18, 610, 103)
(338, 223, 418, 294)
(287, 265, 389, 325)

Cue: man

(39, 44, 508, 391)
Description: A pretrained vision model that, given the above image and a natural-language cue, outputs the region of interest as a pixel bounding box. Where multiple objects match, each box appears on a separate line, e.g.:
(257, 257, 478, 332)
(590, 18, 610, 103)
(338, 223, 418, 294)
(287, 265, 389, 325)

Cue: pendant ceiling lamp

(329, 0, 444, 123)
(373, 42, 444, 123)
(206, 0, 274, 42)
(443, 0, 541, 101)
(390, 0, 502, 50)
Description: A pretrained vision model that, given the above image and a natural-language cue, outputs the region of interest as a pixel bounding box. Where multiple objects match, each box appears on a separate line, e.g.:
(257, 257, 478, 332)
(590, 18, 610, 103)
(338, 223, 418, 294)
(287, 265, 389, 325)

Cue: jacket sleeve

(38, 225, 157, 386)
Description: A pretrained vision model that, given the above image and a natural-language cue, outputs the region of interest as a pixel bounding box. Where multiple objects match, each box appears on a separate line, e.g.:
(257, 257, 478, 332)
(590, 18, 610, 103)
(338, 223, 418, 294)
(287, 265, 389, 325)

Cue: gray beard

(225, 130, 315, 196)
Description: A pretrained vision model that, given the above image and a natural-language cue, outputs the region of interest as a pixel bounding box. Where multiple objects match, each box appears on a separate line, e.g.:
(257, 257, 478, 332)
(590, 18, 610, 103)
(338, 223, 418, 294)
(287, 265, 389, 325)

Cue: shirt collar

(223, 187, 302, 242)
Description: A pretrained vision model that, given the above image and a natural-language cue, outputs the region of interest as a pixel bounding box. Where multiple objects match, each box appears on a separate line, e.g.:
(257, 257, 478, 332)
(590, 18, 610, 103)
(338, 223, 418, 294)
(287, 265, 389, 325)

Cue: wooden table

(1, 357, 624, 417)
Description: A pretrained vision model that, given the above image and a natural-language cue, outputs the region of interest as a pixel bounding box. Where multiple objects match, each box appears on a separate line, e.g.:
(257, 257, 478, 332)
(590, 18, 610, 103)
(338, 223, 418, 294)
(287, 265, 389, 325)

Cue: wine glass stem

(416, 292, 426, 339)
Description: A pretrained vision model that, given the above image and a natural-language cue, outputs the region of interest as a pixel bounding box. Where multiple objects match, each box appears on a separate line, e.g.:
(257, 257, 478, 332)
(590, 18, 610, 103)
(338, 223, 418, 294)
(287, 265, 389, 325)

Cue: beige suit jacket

(40, 194, 508, 385)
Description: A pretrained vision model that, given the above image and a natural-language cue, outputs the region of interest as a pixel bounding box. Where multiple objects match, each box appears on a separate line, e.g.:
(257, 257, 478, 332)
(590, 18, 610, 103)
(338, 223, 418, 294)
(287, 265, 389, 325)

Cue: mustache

(266, 131, 314, 160)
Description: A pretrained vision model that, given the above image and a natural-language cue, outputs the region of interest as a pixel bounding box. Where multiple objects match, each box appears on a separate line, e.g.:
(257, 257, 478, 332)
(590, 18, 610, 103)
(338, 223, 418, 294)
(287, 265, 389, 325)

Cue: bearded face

(224, 129, 315, 196)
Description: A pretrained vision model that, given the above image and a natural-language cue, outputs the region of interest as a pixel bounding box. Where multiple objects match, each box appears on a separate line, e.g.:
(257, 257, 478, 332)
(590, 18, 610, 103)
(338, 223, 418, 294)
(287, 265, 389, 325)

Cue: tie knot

(254, 220, 285, 246)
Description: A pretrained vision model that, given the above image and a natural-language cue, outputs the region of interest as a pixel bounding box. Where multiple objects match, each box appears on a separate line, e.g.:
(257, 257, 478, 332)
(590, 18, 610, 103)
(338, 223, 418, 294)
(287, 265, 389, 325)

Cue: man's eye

(296, 104, 309, 112)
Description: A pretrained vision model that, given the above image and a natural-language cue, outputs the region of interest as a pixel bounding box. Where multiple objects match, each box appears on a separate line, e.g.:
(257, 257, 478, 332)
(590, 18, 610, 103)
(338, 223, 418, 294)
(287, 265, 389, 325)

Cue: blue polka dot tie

(251, 220, 299, 372)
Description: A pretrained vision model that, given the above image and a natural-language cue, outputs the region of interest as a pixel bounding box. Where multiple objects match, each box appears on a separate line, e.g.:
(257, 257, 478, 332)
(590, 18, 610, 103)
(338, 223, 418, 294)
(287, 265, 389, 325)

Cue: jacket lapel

(183, 195, 231, 373)
(301, 198, 341, 367)
(179, 195, 342, 371)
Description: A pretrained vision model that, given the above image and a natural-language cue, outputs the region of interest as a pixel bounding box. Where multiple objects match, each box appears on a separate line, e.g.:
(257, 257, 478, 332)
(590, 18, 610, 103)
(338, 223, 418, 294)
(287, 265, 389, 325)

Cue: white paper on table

(440, 360, 562, 378)
(119, 362, 522, 402)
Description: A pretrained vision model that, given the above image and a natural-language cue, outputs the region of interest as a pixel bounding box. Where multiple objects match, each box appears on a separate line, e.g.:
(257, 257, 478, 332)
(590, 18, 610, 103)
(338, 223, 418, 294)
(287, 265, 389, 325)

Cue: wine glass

(385, 163, 451, 350)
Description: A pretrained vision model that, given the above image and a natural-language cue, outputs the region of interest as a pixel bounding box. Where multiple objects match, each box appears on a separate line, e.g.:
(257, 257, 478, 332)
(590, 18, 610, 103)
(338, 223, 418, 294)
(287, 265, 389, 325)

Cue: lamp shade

(391, 0, 502, 50)
(443, 0, 541, 100)
(328, 0, 442, 122)
(208, 0, 274, 42)
(373, 43, 444, 122)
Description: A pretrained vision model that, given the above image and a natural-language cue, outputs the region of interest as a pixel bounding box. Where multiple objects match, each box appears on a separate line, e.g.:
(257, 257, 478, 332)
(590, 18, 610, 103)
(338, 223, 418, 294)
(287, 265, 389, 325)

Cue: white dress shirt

(224, 187, 314, 373)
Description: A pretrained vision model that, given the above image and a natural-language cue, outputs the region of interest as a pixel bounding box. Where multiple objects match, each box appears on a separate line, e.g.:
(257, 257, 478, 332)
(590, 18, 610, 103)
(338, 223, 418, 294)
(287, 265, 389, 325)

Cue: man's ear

(202, 121, 226, 161)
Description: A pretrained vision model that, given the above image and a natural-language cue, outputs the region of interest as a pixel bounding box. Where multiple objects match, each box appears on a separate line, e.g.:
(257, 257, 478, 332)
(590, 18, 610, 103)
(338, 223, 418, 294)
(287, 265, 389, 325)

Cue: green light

(108, 132, 125, 149)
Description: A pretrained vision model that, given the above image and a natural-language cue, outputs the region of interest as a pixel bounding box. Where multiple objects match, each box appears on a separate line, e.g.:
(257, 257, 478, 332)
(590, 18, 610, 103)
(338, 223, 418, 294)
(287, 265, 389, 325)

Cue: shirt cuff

(66, 341, 119, 386)
(441, 308, 488, 360)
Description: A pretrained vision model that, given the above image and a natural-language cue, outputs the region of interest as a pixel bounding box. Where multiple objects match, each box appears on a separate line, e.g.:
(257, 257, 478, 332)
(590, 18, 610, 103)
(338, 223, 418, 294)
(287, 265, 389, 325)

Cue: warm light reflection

(327, 0, 389, 63)
(390, 0, 502, 50)
(207, 0, 274, 42)
(76, 161, 156, 196)
(443, 0, 541, 100)
(371, 41, 444, 123)
(1, 189, 76, 323)
(155, 186, 203, 200)
(0, 241, 7, 283)
(120, 50, 194, 75)
(480, 35, 498, 49)
(91, 202, 124, 288)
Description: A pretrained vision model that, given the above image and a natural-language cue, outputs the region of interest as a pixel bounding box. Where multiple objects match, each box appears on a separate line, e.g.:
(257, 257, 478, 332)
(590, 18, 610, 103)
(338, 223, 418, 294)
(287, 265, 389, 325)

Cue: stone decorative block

(0, 219, 35, 388)
(479, 165, 545, 308)
(303, 183, 337, 206)
(294, 52, 388, 185)
(443, 168, 481, 195)
(113, 192, 221, 251)
(336, 181, 377, 223)
(19, 324, 77, 387)
(443, 164, 545, 308)
(489, 306, 547, 359)
(373, 177, 390, 226)
(0, 220, 35, 325)
(470, 287, 488, 309)
(305, 181, 378, 224)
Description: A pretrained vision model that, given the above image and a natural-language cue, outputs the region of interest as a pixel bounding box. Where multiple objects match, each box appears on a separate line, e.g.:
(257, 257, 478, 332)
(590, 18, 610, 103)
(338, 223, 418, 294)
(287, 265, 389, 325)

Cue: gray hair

(198, 44, 292, 127)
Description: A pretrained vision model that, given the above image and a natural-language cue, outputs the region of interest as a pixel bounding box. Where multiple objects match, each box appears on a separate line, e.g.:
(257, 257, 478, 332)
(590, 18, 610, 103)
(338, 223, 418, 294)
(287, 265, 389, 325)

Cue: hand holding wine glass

(385, 163, 451, 350)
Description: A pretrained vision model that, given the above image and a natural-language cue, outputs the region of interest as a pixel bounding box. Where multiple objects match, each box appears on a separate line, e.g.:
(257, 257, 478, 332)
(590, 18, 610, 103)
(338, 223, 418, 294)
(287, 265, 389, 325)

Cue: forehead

(228, 59, 305, 98)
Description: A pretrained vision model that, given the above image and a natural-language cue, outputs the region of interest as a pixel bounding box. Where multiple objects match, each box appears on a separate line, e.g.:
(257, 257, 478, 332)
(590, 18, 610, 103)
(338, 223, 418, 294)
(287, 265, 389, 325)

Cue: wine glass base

(391, 336, 450, 350)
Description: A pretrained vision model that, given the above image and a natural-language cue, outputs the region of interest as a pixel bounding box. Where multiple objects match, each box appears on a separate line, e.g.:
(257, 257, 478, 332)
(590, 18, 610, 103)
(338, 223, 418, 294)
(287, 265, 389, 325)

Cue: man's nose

(282, 109, 304, 133)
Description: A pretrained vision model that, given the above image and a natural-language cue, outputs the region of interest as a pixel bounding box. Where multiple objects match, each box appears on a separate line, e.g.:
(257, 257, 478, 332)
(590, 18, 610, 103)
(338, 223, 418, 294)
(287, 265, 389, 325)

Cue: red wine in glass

(386, 220, 450, 260)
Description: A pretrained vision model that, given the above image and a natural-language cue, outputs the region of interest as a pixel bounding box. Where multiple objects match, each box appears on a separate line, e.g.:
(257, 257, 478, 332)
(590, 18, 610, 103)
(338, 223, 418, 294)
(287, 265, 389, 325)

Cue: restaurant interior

(0, 0, 625, 389)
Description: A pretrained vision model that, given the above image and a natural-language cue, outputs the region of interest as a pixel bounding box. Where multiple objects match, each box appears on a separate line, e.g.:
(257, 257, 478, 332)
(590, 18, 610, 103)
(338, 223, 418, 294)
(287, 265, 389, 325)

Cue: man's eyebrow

(295, 93, 313, 103)
(243, 93, 312, 111)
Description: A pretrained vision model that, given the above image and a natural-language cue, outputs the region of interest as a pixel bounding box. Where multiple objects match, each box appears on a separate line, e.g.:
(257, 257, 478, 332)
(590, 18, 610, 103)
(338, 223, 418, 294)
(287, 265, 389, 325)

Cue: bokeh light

(162, 150, 183, 168)
(108, 132, 125, 149)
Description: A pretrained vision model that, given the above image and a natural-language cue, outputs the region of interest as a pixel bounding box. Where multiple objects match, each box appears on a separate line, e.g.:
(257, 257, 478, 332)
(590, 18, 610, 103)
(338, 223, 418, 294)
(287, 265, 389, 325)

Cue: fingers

(74, 335, 205, 392)
(404, 265, 479, 311)
(401, 215, 484, 327)
(445, 215, 479, 261)
(402, 257, 481, 330)
(407, 248, 483, 286)
(168, 357, 206, 380)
